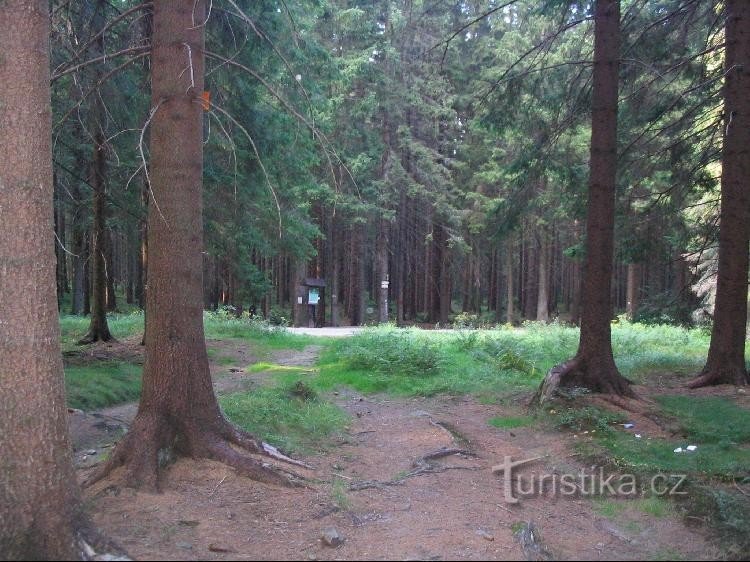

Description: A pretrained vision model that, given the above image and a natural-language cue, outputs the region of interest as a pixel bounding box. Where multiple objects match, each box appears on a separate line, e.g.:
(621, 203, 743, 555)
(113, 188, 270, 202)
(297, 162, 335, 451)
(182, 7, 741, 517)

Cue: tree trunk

(506, 240, 515, 324)
(570, 258, 581, 326)
(439, 232, 451, 325)
(0, 2, 113, 557)
(691, 0, 750, 388)
(79, 127, 113, 343)
(54, 173, 68, 309)
(535, 0, 634, 403)
(292, 258, 307, 328)
(70, 185, 88, 315)
(626, 262, 642, 321)
(80, 1, 112, 343)
(523, 230, 538, 320)
(536, 231, 550, 322)
(106, 230, 117, 312)
(329, 220, 340, 327)
(88, 0, 302, 491)
(377, 219, 389, 323)
(350, 223, 366, 326)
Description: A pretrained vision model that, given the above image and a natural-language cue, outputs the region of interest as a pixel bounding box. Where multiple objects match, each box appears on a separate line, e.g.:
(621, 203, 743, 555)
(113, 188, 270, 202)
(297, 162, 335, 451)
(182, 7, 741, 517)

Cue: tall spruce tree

(535, 0, 635, 402)
(87, 0, 304, 490)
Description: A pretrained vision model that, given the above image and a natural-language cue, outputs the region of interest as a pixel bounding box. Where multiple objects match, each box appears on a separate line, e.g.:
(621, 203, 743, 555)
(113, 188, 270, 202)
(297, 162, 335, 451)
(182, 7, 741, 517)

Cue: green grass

(60, 310, 320, 352)
(657, 395, 750, 445)
(634, 496, 675, 518)
(203, 311, 322, 350)
(248, 362, 317, 374)
(64, 362, 142, 410)
(60, 311, 323, 418)
(316, 326, 542, 398)
(330, 477, 353, 510)
(316, 322, 713, 399)
(488, 415, 535, 429)
(595, 396, 750, 480)
(59, 312, 144, 350)
(593, 493, 675, 520)
(220, 379, 348, 455)
(592, 497, 626, 518)
(551, 405, 627, 433)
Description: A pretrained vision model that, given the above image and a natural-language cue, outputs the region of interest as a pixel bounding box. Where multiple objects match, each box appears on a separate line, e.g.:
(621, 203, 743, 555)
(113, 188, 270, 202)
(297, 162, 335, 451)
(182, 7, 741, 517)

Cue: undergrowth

(317, 322, 712, 399)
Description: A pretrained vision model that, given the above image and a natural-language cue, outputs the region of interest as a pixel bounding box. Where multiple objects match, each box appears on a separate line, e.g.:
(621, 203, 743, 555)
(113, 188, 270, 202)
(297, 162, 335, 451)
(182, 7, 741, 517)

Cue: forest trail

(74, 341, 715, 561)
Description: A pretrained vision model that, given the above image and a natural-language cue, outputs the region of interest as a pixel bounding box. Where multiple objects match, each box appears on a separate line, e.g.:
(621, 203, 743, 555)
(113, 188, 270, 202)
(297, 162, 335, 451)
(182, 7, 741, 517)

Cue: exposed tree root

(687, 366, 749, 389)
(77, 331, 116, 345)
(84, 412, 308, 492)
(349, 447, 480, 491)
(531, 355, 637, 407)
(589, 393, 656, 416)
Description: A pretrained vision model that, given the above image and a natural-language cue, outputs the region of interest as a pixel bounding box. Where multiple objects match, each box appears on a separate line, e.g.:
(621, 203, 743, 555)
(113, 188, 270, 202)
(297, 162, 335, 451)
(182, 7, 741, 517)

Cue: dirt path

(76, 344, 716, 561)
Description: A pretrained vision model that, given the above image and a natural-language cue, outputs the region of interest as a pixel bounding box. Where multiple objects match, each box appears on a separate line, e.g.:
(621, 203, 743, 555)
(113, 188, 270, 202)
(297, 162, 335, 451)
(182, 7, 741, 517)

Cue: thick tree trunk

(54, 173, 68, 309)
(535, 0, 634, 404)
(570, 257, 581, 325)
(0, 2, 115, 558)
(89, 0, 302, 491)
(691, 0, 750, 388)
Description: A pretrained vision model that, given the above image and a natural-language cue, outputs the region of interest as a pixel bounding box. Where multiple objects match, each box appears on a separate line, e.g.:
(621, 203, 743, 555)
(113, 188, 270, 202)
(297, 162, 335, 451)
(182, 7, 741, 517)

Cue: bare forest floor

(68, 337, 735, 561)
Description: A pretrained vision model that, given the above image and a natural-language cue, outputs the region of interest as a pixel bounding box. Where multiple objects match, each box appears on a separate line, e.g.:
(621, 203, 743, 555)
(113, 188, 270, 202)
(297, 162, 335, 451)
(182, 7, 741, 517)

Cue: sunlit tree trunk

(691, 0, 750, 387)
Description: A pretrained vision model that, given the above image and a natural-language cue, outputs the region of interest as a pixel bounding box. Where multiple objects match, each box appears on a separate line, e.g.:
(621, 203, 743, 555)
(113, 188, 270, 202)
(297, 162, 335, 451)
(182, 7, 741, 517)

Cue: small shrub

(452, 312, 486, 330)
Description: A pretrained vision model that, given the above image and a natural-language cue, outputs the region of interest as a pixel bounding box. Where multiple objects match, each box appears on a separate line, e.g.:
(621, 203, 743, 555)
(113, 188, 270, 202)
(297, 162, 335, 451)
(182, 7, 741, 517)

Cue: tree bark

(536, 231, 550, 322)
(70, 188, 88, 315)
(506, 240, 515, 324)
(377, 219, 389, 323)
(690, 0, 750, 388)
(626, 262, 642, 321)
(535, 0, 634, 403)
(88, 0, 302, 491)
(80, 0, 112, 343)
(0, 2, 115, 558)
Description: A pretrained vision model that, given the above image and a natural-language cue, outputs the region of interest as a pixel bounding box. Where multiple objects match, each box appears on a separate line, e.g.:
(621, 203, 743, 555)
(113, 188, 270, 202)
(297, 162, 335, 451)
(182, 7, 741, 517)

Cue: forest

(1, 0, 749, 560)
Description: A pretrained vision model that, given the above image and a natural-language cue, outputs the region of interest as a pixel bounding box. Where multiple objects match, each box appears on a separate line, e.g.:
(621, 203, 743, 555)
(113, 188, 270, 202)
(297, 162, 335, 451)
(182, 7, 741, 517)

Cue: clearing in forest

(66, 321, 749, 560)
